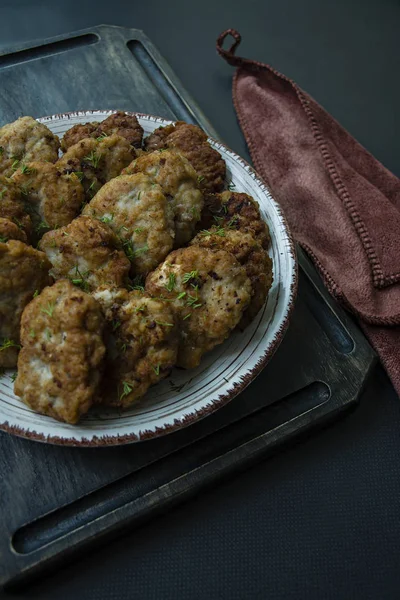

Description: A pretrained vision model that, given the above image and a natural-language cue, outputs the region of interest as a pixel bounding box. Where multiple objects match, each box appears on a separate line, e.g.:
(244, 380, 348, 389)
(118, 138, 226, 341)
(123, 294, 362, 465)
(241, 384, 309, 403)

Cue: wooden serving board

(0, 25, 376, 588)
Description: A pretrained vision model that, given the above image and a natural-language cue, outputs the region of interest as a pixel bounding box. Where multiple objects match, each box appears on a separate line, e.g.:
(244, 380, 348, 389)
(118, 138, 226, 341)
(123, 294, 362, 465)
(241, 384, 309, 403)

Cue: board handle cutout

(0, 34, 99, 70)
(12, 382, 330, 556)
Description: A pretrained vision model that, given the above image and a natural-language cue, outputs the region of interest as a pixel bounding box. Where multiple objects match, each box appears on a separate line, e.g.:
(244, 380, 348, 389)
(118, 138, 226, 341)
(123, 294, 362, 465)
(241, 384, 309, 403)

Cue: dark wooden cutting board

(0, 25, 375, 588)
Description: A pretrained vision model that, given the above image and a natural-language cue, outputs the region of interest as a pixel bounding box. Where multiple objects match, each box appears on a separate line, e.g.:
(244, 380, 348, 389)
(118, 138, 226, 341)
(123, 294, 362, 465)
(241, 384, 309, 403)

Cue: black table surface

(1, 1, 400, 598)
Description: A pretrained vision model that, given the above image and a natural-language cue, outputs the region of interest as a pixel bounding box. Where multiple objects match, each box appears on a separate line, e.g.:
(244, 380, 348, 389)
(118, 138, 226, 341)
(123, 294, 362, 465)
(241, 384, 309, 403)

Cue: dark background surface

(1, 0, 400, 598)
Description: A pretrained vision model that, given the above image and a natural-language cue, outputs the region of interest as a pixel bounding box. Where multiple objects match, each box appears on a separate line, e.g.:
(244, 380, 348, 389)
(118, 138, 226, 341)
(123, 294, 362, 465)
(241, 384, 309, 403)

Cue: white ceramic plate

(0, 110, 297, 446)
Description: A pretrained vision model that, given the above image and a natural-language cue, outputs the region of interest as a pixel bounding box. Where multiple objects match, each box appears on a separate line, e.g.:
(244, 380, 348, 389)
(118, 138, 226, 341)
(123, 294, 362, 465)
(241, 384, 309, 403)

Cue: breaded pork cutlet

(40, 216, 131, 291)
(0, 240, 51, 368)
(145, 246, 252, 369)
(60, 112, 144, 152)
(0, 217, 27, 243)
(0, 116, 59, 177)
(0, 176, 32, 240)
(57, 134, 135, 202)
(93, 287, 178, 408)
(123, 149, 203, 246)
(12, 161, 84, 240)
(199, 190, 271, 250)
(14, 280, 106, 424)
(83, 173, 175, 276)
(144, 121, 226, 193)
(190, 226, 273, 326)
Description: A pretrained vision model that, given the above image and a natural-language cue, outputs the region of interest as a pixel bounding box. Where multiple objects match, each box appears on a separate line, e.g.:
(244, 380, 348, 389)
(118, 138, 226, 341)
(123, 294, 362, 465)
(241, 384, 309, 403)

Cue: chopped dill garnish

(119, 381, 133, 400)
(87, 180, 96, 198)
(123, 240, 148, 261)
(131, 244, 148, 257)
(164, 272, 176, 293)
(200, 226, 225, 238)
(70, 266, 90, 292)
(186, 292, 202, 309)
(0, 339, 20, 351)
(12, 217, 23, 229)
(128, 275, 145, 291)
(182, 270, 199, 284)
(84, 151, 101, 169)
(227, 216, 239, 229)
(100, 214, 114, 224)
(152, 364, 160, 376)
(122, 239, 134, 261)
(35, 220, 50, 235)
(41, 301, 56, 317)
(112, 320, 121, 331)
(155, 320, 174, 327)
(21, 164, 36, 175)
(176, 291, 186, 300)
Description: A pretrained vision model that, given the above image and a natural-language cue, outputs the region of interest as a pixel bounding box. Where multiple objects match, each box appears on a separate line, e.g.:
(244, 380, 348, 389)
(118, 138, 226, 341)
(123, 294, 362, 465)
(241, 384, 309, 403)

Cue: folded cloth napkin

(216, 29, 400, 394)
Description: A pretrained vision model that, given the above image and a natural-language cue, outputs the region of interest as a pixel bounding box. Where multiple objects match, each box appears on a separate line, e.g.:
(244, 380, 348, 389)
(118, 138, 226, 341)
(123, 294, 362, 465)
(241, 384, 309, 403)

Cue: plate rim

(0, 110, 298, 447)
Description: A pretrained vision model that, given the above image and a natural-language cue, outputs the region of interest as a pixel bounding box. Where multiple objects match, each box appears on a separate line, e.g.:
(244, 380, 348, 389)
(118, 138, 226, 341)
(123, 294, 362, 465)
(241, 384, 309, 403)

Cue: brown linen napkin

(216, 29, 400, 394)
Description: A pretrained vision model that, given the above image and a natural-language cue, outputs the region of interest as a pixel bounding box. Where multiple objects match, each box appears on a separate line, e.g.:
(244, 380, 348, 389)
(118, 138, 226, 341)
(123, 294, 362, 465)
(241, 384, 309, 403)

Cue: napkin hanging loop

(216, 29, 247, 67)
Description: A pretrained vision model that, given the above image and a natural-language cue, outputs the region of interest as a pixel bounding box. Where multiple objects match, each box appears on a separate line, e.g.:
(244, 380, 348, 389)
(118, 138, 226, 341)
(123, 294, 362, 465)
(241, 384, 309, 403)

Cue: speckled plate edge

(0, 110, 298, 446)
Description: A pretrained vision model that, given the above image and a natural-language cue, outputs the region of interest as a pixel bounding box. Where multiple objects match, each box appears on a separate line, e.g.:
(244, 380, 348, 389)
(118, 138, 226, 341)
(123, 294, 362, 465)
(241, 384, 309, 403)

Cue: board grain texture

(0, 25, 375, 588)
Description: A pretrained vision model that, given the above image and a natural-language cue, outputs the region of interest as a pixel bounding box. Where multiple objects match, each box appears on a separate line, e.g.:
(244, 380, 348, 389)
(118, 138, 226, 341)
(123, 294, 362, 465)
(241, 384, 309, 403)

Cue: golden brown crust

(40, 216, 131, 291)
(60, 122, 99, 152)
(14, 280, 106, 424)
(60, 113, 144, 152)
(92, 287, 178, 408)
(0, 175, 32, 240)
(0, 217, 27, 243)
(143, 123, 176, 151)
(123, 150, 203, 246)
(190, 226, 273, 326)
(0, 240, 52, 367)
(199, 191, 271, 249)
(82, 173, 175, 276)
(99, 112, 144, 148)
(0, 116, 60, 177)
(144, 122, 226, 193)
(57, 135, 136, 202)
(145, 246, 252, 369)
(12, 161, 84, 239)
